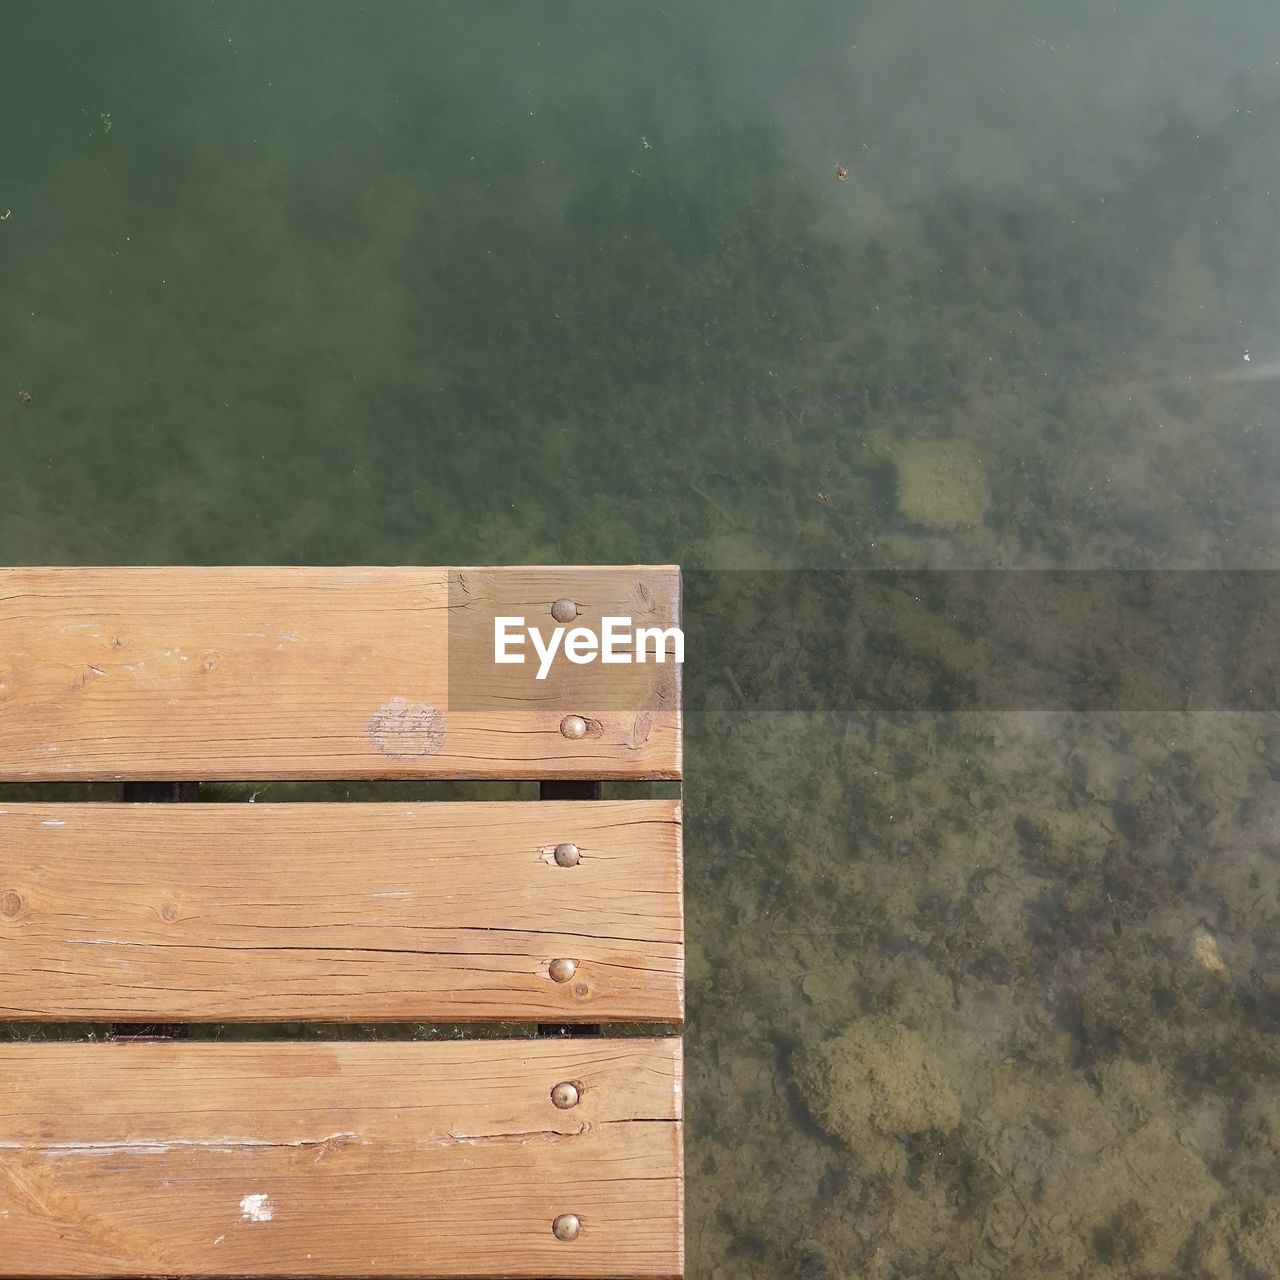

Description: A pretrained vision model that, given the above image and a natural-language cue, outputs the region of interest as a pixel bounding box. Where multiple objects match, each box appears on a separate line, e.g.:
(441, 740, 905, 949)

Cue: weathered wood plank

(0, 801, 682, 1023)
(0, 1038, 684, 1278)
(0, 566, 681, 781)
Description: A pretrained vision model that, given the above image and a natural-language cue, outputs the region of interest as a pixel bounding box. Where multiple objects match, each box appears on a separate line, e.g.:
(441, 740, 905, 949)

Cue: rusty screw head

(551, 1081, 580, 1109)
(552, 1213, 581, 1242)
(551, 598, 579, 623)
(553, 842, 580, 867)
(560, 715, 588, 739)
(549, 957, 578, 983)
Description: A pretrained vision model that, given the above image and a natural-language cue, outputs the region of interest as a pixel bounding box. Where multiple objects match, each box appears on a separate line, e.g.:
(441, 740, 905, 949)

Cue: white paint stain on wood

(240, 1193, 273, 1222)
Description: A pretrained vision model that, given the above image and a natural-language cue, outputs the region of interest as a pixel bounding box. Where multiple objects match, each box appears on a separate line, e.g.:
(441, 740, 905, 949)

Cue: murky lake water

(5, 1, 1280, 1274)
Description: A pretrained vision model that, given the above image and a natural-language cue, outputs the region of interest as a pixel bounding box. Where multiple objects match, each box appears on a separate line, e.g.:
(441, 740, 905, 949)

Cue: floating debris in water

(835, 164, 848, 182)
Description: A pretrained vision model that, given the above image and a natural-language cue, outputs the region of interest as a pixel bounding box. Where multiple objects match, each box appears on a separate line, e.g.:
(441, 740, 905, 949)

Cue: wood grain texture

(0, 566, 681, 781)
(0, 801, 682, 1023)
(0, 1038, 684, 1278)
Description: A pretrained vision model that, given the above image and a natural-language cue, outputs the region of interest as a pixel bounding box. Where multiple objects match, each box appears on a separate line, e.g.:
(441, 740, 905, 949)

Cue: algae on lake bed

(687, 711, 1280, 1277)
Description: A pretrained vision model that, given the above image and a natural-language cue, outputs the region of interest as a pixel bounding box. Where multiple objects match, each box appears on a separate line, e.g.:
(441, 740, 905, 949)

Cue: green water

(6, 1, 1280, 1274)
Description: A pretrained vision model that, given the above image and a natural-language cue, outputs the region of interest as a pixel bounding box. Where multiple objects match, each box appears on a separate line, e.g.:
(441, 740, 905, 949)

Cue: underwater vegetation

(687, 710, 1280, 1277)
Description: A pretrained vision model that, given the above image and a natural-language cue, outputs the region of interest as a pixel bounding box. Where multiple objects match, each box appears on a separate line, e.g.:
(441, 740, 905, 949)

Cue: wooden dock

(0, 566, 683, 1278)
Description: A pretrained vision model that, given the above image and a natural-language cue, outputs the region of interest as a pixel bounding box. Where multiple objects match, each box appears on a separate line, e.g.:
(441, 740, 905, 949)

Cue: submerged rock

(1190, 926, 1228, 974)
(892, 439, 991, 528)
(796, 1019, 961, 1159)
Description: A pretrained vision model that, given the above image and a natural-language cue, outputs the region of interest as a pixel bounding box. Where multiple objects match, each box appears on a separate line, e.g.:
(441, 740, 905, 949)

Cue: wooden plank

(0, 800, 682, 1023)
(0, 1038, 684, 1278)
(0, 566, 681, 781)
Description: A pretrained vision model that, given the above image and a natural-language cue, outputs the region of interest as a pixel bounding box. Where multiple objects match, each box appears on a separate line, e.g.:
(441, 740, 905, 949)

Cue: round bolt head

(552, 1213, 581, 1242)
(560, 715, 588, 740)
(549, 957, 578, 983)
(551, 598, 579, 623)
(551, 1081, 580, 1109)
(553, 842, 580, 867)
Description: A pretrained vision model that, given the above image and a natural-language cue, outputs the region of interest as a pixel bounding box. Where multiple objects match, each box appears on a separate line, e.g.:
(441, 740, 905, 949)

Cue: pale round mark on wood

(239, 1193, 273, 1223)
(367, 699, 446, 759)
